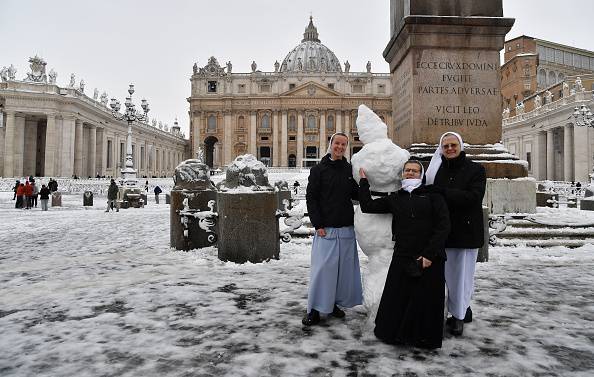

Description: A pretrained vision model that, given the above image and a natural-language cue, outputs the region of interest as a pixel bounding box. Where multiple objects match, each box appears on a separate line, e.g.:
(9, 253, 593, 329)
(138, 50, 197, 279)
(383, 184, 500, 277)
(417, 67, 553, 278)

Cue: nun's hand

(316, 228, 326, 237)
(417, 256, 432, 269)
(359, 168, 366, 179)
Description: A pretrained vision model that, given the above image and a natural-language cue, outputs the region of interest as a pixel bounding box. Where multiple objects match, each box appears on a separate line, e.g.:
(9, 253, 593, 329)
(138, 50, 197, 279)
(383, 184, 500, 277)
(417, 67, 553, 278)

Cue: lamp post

(573, 102, 594, 183)
(109, 84, 149, 187)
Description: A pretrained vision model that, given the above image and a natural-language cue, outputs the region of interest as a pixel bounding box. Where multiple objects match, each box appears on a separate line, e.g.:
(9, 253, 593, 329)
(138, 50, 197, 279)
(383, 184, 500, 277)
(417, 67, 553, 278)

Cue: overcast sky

(2, 0, 594, 136)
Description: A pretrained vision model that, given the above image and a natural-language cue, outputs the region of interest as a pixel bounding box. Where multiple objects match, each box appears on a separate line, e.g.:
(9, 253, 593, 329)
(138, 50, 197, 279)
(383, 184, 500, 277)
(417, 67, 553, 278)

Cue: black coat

(431, 151, 486, 248)
(359, 178, 450, 261)
(306, 154, 359, 229)
(39, 187, 50, 200)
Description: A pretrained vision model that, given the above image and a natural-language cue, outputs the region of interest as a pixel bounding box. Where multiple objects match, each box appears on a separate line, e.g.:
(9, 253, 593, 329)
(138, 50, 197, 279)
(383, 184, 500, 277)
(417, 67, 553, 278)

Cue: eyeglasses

(442, 143, 459, 150)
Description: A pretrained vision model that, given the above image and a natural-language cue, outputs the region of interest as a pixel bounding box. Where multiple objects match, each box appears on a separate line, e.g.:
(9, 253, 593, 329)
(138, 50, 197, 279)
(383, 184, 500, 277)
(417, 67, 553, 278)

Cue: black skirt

(374, 255, 445, 349)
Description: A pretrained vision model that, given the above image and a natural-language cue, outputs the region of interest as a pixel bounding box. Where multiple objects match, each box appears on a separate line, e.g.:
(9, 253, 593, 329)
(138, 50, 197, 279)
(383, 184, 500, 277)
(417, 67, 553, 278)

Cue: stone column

(272, 111, 279, 166)
(96, 128, 105, 176)
(74, 119, 83, 177)
(297, 111, 304, 167)
(0, 114, 5, 173)
(89, 125, 97, 177)
(59, 116, 75, 178)
(344, 111, 351, 159)
(13, 115, 25, 177)
(336, 111, 342, 133)
(249, 112, 257, 155)
(223, 111, 232, 165)
(546, 129, 555, 180)
(23, 119, 38, 176)
(573, 124, 590, 182)
(3, 111, 15, 177)
(563, 124, 573, 181)
(319, 110, 327, 157)
(44, 113, 56, 177)
(533, 131, 547, 180)
(281, 110, 288, 166)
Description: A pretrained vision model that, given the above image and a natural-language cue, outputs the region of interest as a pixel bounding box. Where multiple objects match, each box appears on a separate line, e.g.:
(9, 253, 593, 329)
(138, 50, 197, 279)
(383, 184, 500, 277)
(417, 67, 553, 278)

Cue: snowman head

(356, 104, 387, 144)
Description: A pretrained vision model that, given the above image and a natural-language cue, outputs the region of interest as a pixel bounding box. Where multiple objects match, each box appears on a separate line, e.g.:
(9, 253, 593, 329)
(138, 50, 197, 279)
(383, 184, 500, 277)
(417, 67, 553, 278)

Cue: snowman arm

(358, 178, 391, 214)
(421, 194, 451, 260)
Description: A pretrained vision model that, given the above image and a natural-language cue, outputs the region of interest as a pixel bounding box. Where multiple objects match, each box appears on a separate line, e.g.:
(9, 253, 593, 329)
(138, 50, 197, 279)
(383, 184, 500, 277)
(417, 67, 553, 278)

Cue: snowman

(351, 104, 410, 319)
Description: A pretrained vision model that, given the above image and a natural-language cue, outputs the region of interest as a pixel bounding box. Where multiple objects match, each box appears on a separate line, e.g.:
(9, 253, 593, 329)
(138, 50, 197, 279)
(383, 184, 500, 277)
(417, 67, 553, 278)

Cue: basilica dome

(280, 17, 342, 74)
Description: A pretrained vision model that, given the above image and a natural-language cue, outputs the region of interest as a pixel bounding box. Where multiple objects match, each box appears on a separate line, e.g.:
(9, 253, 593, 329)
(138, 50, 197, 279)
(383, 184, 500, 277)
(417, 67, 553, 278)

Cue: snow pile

(218, 154, 272, 192)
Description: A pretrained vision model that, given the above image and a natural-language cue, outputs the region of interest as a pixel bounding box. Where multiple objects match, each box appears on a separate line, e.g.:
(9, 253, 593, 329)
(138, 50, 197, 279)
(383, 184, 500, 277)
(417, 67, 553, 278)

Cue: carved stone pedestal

(217, 191, 280, 263)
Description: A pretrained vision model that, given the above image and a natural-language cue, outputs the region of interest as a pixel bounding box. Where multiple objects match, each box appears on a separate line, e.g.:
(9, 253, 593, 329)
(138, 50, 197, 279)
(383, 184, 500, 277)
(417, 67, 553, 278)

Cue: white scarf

(401, 178, 422, 193)
(425, 131, 465, 185)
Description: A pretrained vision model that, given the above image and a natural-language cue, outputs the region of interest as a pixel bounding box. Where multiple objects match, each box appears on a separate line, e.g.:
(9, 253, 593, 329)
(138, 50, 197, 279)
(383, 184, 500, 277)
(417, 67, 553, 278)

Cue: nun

(359, 160, 450, 349)
(303, 132, 363, 326)
(425, 132, 487, 336)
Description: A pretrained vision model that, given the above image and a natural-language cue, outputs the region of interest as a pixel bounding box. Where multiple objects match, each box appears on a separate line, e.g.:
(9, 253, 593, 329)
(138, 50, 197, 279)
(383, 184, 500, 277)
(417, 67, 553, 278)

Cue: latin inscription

(416, 59, 498, 128)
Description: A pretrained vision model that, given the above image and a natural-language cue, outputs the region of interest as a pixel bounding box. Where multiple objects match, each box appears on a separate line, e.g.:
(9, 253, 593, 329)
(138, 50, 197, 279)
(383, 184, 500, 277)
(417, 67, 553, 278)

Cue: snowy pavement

(1, 192, 594, 376)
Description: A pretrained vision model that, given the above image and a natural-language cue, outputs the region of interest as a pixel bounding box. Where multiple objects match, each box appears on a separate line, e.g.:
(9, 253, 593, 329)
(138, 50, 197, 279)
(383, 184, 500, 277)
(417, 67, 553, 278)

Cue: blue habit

(307, 226, 363, 314)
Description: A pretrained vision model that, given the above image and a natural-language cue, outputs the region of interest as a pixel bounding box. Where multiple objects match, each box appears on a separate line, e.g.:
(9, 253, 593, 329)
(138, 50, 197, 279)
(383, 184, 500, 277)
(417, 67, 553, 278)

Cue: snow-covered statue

(502, 107, 510, 119)
(544, 90, 553, 104)
(48, 69, 57, 84)
(152, 119, 158, 128)
(93, 88, 99, 100)
(575, 77, 584, 92)
(563, 82, 570, 97)
(79, 79, 85, 93)
(0, 67, 8, 82)
(251, 61, 257, 72)
(7, 65, 17, 81)
(100, 92, 108, 106)
(69, 73, 76, 88)
(274, 60, 280, 72)
(226, 61, 232, 74)
(297, 58, 303, 71)
(366, 61, 372, 73)
(344, 60, 350, 73)
(516, 102, 525, 115)
(351, 104, 410, 318)
(534, 94, 542, 108)
(158, 121, 163, 129)
(217, 154, 273, 191)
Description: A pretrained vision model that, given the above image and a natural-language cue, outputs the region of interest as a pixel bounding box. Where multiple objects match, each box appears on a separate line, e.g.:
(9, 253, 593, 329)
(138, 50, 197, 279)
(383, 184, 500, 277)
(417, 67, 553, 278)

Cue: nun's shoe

(302, 309, 320, 326)
(331, 305, 345, 318)
(464, 307, 473, 323)
(449, 319, 464, 336)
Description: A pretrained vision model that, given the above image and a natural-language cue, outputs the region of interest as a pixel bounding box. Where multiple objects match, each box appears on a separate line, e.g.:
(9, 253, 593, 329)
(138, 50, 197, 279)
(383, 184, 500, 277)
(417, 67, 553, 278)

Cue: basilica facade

(0, 56, 188, 179)
(188, 18, 393, 168)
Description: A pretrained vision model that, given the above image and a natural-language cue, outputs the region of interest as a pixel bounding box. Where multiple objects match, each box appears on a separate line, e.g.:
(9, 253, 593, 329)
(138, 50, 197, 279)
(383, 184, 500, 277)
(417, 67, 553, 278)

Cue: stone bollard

(83, 191, 93, 206)
(216, 154, 280, 263)
(477, 206, 489, 262)
(170, 159, 218, 250)
(51, 192, 62, 207)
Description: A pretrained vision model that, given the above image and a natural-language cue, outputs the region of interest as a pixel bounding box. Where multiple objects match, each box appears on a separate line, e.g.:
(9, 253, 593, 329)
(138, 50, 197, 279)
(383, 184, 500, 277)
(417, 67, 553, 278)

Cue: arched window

(307, 115, 316, 129)
(207, 115, 217, 131)
(327, 115, 334, 131)
(548, 71, 557, 86)
(261, 114, 270, 128)
(238, 115, 245, 130)
(289, 115, 296, 131)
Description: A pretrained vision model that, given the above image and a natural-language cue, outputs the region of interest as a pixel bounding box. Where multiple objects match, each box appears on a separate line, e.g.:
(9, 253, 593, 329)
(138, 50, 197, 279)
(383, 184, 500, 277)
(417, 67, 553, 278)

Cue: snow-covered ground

(1, 188, 594, 376)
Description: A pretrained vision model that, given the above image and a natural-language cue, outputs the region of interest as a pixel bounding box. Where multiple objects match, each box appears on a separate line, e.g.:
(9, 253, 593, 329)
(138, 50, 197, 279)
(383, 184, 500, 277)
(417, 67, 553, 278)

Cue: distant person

(154, 185, 162, 204)
(12, 180, 20, 200)
(15, 183, 25, 209)
(145, 180, 149, 192)
(39, 184, 50, 211)
(106, 179, 119, 212)
(31, 179, 39, 208)
(23, 181, 33, 210)
(293, 180, 301, 195)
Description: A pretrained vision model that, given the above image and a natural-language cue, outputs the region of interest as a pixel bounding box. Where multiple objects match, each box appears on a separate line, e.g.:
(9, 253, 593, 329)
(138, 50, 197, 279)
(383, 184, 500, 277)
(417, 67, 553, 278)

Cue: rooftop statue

(344, 60, 350, 73)
(226, 61, 232, 74)
(25, 56, 47, 82)
(534, 94, 541, 108)
(366, 60, 372, 73)
(274, 60, 280, 72)
(48, 69, 57, 84)
(69, 73, 76, 88)
(251, 61, 257, 72)
(79, 79, 85, 93)
(93, 88, 99, 100)
(100, 92, 108, 106)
